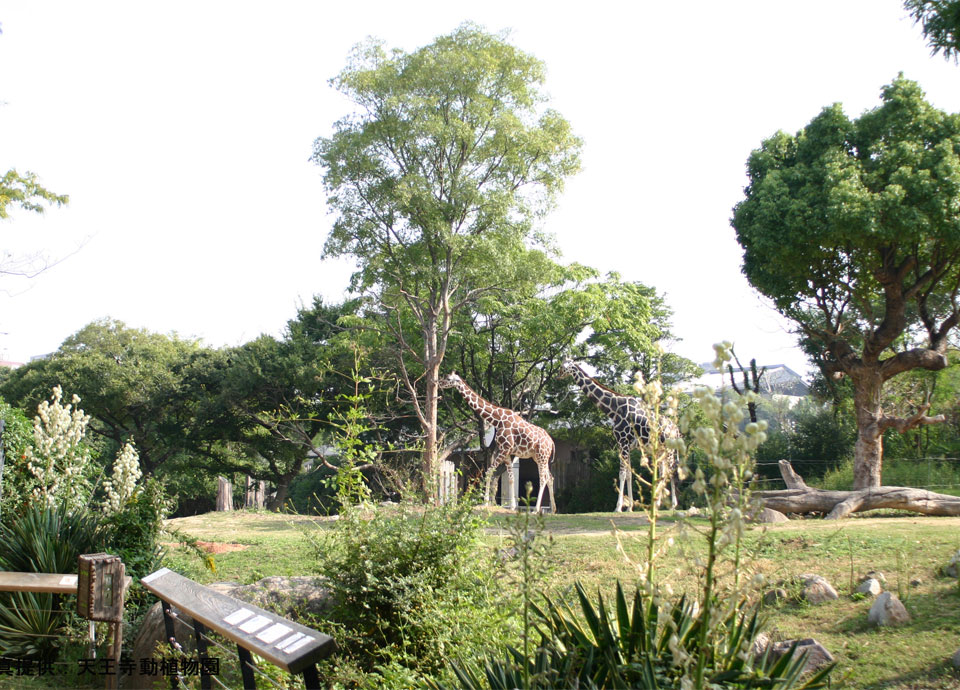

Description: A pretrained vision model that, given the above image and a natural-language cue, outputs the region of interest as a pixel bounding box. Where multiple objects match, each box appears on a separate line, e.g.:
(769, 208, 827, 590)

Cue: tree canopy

(732, 75, 960, 488)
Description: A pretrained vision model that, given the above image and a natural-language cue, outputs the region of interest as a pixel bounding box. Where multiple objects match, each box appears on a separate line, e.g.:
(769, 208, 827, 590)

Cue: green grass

(160, 509, 960, 690)
(5, 508, 958, 689)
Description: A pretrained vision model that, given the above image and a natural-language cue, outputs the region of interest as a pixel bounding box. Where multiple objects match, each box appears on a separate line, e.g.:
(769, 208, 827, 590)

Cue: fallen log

(754, 460, 960, 519)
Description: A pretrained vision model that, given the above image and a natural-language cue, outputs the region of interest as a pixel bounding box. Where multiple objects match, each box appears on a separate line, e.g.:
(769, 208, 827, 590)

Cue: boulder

(867, 592, 910, 626)
(765, 638, 834, 673)
(756, 507, 789, 523)
(128, 575, 333, 685)
(796, 574, 838, 604)
(750, 632, 771, 659)
(855, 578, 882, 597)
(864, 570, 887, 584)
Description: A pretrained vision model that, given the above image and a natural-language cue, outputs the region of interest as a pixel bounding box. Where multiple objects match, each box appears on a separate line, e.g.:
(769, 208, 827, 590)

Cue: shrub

(308, 494, 508, 684)
(816, 456, 960, 496)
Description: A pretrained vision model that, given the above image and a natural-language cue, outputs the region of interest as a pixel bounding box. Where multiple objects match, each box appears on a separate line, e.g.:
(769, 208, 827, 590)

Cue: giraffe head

(559, 358, 579, 378)
(439, 372, 463, 389)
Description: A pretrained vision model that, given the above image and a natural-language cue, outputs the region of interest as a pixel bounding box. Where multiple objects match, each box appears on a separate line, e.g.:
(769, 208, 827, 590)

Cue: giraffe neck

(571, 366, 630, 416)
(454, 380, 503, 426)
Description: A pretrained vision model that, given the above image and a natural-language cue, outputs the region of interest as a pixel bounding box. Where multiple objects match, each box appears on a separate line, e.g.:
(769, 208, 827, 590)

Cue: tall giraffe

(561, 359, 679, 512)
(440, 372, 556, 513)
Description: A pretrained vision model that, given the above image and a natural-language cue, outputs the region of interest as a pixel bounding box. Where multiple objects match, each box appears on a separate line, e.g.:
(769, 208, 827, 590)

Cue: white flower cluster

(102, 442, 142, 515)
(25, 386, 93, 511)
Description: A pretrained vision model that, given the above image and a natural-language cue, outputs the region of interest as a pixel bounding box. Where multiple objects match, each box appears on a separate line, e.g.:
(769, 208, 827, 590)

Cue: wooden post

(76, 554, 127, 690)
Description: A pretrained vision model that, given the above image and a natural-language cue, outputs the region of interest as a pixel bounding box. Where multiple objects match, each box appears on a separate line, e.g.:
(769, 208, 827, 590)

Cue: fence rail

(141, 567, 335, 690)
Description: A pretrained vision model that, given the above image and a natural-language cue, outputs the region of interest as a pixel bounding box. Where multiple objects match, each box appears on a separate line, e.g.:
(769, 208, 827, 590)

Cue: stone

(763, 588, 789, 606)
(867, 592, 911, 626)
(796, 574, 839, 604)
(128, 575, 333, 686)
(864, 570, 887, 584)
(750, 632, 771, 658)
(766, 638, 834, 673)
(756, 507, 789, 523)
(952, 648, 960, 670)
(855, 578, 882, 597)
(909, 577, 923, 588)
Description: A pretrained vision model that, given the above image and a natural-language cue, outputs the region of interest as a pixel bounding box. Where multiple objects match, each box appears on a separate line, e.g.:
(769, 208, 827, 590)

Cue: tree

(0, 319, 204, 475)
(906, 0, 960, 61)
(314, 24, 582, 498)
(732, 76, 960, 489)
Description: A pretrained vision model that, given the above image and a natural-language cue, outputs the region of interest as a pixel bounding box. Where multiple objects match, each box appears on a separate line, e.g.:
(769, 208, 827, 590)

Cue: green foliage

(0, 397, 34, 518)
(0, 168, 67, 219)
(0, 503, 103, 659)
(437, 583, 832, 689)
(308, 495, 504, 681)
(906, 0, 960, 61)
(816, 455, 960, 495)
(100, 477, 170, 580)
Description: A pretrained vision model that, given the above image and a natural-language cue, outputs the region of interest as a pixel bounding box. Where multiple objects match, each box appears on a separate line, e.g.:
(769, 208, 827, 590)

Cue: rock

(756, 507, 789, 523)
(750, 632, 771, 658)
(766, 638, 834, 673)
(952, 648, 960, 670)
(796, 574, 839, 604)
(856, 578, 882, 597)
(909, 577, 923, 587)
(129, 575, 333, 684)
(763, 588, 789, 606)
(864, 570, 887, 584)
(941, 549, 960, 578)
(868, 592, 911, 626)
(686, 506, 700, 516)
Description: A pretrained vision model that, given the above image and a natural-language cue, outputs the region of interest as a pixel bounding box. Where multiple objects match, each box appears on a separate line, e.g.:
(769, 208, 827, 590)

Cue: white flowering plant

(23, 385, 96, 511)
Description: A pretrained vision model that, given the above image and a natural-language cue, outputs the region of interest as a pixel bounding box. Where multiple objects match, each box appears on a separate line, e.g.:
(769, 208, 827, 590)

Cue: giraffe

(439, 372, 556, 513)
(560, 359, 679, 512)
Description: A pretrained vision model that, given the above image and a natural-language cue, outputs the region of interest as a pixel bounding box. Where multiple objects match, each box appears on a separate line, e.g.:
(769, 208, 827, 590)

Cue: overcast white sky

(1, 1, 958, 376)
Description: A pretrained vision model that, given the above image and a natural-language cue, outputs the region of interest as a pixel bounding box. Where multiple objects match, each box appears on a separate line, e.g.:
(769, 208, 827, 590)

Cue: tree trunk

(268, 478, 291, 511)
(244, 476, 265, 509)
(852, 369, 884, 490)
(756, 460, 960, 518)
(422, 363, 440, 503)
(216, 476, 233, 511)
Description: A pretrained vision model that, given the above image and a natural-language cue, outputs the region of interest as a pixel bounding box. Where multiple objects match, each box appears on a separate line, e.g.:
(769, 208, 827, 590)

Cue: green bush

(308, 495, 508, 684)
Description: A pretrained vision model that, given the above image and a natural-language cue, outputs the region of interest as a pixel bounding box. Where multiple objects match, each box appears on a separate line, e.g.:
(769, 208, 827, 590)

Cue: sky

(0, 1, 958, 376)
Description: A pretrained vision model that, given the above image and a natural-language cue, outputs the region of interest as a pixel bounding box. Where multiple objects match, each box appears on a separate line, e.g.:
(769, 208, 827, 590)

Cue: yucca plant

(0, 502, 104, 659)
(435, 581, 833, 689)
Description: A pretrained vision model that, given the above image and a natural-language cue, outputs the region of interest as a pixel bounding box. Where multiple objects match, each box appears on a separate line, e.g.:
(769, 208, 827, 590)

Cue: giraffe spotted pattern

(561, 359, 679, 512)
(440, 372, 556, 513)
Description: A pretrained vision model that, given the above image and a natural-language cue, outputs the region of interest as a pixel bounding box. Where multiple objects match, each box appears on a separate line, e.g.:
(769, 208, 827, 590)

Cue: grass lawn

(158, 508, 960, 689)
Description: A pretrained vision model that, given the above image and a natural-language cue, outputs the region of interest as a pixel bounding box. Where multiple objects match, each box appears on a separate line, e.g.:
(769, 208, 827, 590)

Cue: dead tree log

(754, 460, 960, 519)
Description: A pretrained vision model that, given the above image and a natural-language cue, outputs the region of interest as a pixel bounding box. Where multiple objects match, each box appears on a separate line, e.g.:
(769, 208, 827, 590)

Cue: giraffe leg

(670, 472, 678, 510)
(627, 468, 635, 513)
(615, 460, 628, 512)
(535, 459, 549, 513)
(486, 448, 512, 507)
(549, 474, 556, 514)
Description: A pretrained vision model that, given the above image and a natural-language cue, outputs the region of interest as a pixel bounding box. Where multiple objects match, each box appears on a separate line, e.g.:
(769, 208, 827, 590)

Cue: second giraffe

(561, 359, 679, 512)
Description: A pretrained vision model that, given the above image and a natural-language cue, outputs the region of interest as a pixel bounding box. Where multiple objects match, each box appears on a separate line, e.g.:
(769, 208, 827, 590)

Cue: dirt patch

(196, 541, 249, 554)
(164, 540, 250, 554)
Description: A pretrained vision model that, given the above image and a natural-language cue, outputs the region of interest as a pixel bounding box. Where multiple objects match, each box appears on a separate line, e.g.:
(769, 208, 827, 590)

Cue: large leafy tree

(0, 319, 208, 475)
(314, 24, 582, 497)
(732, 76, 960, 489)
